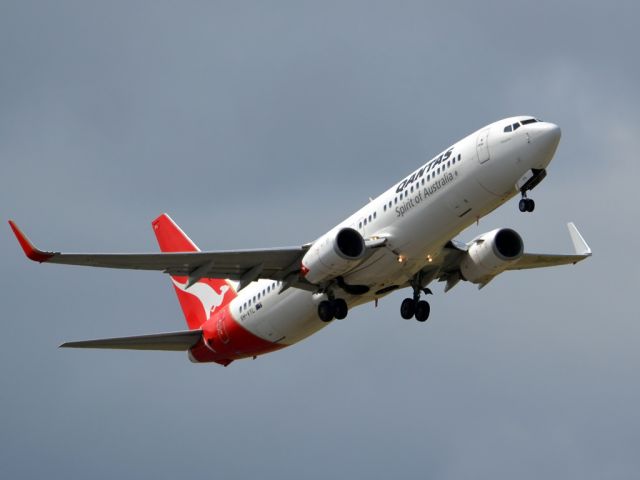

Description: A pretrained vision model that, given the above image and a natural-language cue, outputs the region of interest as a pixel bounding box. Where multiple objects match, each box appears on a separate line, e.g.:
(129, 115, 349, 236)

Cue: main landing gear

(318, 298, 348, 322)
(400, 286, 432, 322)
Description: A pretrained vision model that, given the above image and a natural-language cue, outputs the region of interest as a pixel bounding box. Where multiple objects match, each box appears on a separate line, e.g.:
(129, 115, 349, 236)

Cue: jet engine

(301, 228, 366, 284)
(460, 228, 524, 285)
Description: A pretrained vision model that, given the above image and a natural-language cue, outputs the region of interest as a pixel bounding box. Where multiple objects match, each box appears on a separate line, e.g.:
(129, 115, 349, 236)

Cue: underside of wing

(507, 253, 589, 270)
(60, 329, 203, 351)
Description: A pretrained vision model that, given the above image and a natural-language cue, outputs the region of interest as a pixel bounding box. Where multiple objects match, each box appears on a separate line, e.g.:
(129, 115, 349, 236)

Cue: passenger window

(373, 212, 377, 219)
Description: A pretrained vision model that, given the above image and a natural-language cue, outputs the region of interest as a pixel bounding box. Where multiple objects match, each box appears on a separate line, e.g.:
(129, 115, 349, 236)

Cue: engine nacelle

(301, 227, 366, 284)
(460, 228, 524, 285)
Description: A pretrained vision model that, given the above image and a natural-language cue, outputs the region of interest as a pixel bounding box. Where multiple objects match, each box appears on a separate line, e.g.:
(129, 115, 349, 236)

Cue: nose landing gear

(516, 168, 546, 213)
(519, 195, 535, 213)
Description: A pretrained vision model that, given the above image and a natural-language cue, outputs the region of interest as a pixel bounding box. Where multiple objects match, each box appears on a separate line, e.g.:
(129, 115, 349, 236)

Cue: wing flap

(60, 329, 203, 351)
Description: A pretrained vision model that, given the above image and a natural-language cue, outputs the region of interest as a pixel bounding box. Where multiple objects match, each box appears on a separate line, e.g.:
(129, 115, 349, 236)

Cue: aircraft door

(476, 128, 490, 164)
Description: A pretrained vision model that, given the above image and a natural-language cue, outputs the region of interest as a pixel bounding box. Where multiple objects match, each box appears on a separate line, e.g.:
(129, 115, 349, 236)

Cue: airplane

(9, 115, 592, 366)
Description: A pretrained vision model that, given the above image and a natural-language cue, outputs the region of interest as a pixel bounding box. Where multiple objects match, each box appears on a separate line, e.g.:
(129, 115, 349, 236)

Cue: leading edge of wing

(60, 329, 203, 351)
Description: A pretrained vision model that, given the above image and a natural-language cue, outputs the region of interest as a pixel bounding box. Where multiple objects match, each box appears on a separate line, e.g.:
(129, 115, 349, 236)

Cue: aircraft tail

(152, 214, 237, 330)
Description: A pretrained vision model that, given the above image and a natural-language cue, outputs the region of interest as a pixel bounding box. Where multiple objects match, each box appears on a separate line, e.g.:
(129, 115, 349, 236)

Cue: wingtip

(567, 222, 592, 257)
(8, 220, 54, 263)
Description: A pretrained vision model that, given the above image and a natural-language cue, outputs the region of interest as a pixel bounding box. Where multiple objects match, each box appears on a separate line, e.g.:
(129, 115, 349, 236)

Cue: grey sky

(1, 1, 638, 479)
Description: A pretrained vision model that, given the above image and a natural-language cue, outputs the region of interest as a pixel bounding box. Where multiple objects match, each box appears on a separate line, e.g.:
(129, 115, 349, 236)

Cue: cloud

(2, 1, 639, 479)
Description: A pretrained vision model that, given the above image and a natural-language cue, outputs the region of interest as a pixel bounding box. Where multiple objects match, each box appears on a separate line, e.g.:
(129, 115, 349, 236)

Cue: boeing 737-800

(10, 116, 591, 366)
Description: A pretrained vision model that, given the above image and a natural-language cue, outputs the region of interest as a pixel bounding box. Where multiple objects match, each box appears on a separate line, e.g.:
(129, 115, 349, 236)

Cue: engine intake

(460, 228, 524, 285)
(301, 228, 366, 284)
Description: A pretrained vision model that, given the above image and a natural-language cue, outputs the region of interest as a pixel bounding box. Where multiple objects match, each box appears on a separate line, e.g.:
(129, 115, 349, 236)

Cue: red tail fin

(152, 214, 236, 330)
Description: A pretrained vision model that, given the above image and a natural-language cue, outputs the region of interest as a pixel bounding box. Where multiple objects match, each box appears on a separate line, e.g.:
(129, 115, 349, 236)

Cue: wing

(435, 222, 591, 291)
(9, 220, 308, 288)
(506, 222, 592, 270)
(60, 329, 202, 351)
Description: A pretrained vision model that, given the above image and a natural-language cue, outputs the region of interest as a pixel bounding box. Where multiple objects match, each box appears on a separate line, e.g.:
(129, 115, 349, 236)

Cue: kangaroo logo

(171, 278, 230, 321)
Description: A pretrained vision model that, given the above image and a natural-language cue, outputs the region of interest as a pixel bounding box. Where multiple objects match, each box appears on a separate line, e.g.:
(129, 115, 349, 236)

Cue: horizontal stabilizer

(60, 329, 202, 351)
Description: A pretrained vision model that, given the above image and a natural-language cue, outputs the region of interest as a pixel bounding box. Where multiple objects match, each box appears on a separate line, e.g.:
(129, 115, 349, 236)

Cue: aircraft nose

(532, 122, 561, 149)
(528, 122, 561, 167)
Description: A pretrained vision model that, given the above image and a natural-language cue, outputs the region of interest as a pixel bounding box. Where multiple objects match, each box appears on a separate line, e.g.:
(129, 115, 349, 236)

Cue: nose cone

(529, 122, 561, 168)
(539, 122, 561, 146)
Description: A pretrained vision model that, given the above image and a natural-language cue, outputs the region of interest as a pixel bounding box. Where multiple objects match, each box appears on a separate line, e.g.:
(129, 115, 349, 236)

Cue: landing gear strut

(318, 298, 349, 322)
(400, 278, 432, 322)
(517, 168, 546, 213)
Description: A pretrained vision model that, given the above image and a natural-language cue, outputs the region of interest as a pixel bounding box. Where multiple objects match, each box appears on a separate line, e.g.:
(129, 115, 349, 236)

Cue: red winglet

(8, 221, 54, 263)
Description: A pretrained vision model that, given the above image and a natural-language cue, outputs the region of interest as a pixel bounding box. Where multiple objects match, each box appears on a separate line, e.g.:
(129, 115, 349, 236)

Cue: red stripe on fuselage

(188, 304, 286, 364)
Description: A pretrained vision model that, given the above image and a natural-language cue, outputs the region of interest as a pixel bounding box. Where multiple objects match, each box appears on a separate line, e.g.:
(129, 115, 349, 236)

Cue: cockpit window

(504, 119, 537, 133)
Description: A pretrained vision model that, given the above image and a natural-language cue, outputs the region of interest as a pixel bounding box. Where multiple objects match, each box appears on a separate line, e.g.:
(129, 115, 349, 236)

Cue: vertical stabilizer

(152, 214, 237, 330)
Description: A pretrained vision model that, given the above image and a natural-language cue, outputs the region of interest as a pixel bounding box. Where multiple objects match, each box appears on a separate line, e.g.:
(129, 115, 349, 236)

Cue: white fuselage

(228, 117, 561, 346)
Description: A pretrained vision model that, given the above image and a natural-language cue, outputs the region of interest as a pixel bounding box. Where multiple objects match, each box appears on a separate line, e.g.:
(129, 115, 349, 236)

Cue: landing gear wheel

(415, 300, 430, 322)
(318, 301, 335, 322)
(519, 198, 528, 212)
(400, 298, 416, 319)
(333, 299, 348, 320)
(525, 198, 535, 212)
(519, 197, 535, 213)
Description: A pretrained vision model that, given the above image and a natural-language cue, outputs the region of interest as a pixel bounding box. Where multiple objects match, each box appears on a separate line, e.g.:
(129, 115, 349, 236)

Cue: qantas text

(395, 148, 454, 193)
